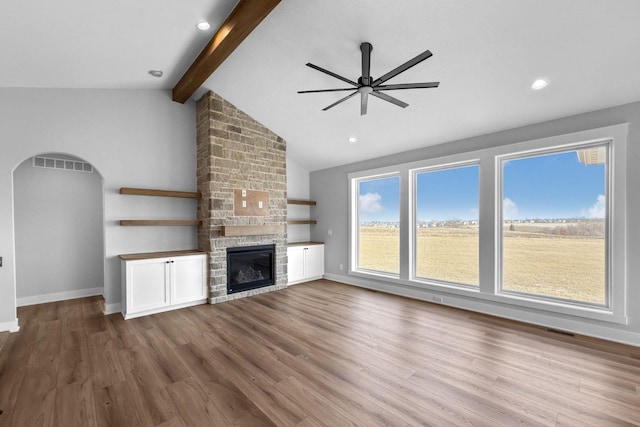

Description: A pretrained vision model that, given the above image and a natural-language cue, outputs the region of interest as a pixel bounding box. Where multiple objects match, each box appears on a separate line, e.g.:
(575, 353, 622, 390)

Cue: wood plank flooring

(1, 279, 639, 426)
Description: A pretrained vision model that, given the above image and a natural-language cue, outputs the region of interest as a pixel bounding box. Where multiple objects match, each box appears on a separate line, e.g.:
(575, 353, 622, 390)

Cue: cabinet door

(171, 255, 207, 304)
(127, 258, 171, 313)
(304, 245, 325, 279)
(287, 246, 305, 284)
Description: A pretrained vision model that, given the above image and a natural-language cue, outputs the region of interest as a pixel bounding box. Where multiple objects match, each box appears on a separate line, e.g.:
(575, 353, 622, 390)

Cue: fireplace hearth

(226, 244, 275, 294)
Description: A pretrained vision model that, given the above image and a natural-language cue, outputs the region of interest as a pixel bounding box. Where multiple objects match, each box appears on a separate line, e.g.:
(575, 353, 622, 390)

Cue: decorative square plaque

(233, 189, 269, 216)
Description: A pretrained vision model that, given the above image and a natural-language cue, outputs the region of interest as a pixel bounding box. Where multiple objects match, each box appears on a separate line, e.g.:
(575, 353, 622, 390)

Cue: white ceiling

(3, 1, 640, 171)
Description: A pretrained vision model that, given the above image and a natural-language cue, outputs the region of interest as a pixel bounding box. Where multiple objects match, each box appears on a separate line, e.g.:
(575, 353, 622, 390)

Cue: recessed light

(196, 21, 211, 30)
(531, 78, 549, 90)
(348, 136, 358, 144)
(148, 70, 163, 78)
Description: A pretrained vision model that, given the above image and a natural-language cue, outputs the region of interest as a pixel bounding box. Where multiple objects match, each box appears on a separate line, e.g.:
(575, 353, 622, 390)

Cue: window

(348, 125, 626, 324)
(414, 164, 479, 286)
(354, 174, 400, 275)
(500, 144, 609, 306)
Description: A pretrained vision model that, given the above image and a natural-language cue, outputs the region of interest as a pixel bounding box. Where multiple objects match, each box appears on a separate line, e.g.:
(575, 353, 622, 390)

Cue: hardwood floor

(1, 280, 639, 426)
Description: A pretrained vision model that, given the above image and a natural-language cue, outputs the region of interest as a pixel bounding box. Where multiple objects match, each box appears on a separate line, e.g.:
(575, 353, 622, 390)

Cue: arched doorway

(13, 153, 104, 306)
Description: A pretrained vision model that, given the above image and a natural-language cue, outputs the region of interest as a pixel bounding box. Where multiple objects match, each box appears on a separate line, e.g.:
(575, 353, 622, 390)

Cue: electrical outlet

(242, 201, 246, 207)
(259, 201, 263, 208)
(328, 229, 333, 236)
(339, 263, 344, 271)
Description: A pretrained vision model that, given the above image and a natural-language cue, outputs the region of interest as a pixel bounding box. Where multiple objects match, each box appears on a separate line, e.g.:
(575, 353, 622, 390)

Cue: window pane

(415, 165, 479, 285)
(501, 146, 607, 305)
(358, 176, 400, 274)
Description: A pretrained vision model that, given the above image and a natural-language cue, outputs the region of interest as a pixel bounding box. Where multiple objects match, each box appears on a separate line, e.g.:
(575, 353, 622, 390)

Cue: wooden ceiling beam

(172, 0, 281, 104)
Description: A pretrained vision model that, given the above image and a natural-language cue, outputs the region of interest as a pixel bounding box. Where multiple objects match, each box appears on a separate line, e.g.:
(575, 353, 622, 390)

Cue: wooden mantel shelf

(220, 224, 285, 237)
(120, 187, 201, 199)
(120, 220, 202, 226)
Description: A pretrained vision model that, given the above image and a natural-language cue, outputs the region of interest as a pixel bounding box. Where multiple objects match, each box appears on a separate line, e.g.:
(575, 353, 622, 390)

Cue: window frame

(410, 160, 481, 288)
(347, 124, 627, 324)
(349, 169, 402, 279)
(496, 141, 612, 309)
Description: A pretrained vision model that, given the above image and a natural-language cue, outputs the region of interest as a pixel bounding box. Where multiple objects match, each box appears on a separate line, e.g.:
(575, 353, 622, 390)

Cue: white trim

(409, 161, 480, 284)
(0, 318, 20, 333)
(348, 172, 402, 276)
(103, 301, 122, 315)
(323, 273, 640, 347)
(288, 275, 324, 285)
(121, 299, 206, 319)
(349, 268, 626, 324)
(495, 139, 613, 309)
(16, 287, 103, 307)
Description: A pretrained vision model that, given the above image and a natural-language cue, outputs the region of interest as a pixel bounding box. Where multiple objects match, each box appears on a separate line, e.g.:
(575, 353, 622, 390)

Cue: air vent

(546, 328, 575, 337)
(32, 156, 93, 173)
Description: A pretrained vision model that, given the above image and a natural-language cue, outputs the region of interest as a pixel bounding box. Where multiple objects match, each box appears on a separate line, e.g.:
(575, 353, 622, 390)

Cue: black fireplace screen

(226, 244, 275, 294)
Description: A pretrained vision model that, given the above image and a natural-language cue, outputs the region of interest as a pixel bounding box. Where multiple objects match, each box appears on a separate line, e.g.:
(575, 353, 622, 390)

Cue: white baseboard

(122, 299, 206, 320)
(17, 287, 104, 307)
(103, 302, 122, 315)
(0, 318, 20, 333)
(324, 273, 640, 348)
(288, 275, 324, 286)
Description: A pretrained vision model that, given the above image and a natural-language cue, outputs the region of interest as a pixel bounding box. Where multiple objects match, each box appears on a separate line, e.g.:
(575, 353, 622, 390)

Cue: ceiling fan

(298, 42, 440, 116)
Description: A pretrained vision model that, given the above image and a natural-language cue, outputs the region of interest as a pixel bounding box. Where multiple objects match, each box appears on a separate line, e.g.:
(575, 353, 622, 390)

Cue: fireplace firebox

(226, 244, 275, 294)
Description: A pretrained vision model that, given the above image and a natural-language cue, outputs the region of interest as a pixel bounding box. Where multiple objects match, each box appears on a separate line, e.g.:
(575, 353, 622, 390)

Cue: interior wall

(14, 155, 103, 303)
(286, 158, 311, 243)
(0, 88, 197, 331)
(310, 100, 640, 346)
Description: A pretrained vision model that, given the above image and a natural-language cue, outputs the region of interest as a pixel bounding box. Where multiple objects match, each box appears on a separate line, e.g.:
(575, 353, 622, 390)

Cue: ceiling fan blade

(375, 82, 440, 91)
(298, 88, 357, 94)
(371, 50, 433, 87)
(306, 63, 358, 87)
(371, 91, 409, 108)
(322, 91, 358, 111)
(360, 42, 372, 86)
(361, 92, 368, 116)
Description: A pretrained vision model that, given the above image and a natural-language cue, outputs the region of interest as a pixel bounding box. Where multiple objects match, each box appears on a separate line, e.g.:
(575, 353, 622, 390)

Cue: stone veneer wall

(196, 91, 287, 303)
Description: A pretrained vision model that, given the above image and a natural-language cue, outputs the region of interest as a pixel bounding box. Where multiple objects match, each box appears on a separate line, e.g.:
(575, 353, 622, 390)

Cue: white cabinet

(120, 251, 207, 319)
(304, 245, 325, 279)
(171, 255, 207, 305)
(287, 246, 306, 283)
(125, 257, 171, 314)
(287, 243, 324, 285)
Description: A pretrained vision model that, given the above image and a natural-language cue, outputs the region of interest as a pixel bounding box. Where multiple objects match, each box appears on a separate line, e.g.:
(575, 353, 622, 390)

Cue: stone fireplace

(196, 91, 287, 303)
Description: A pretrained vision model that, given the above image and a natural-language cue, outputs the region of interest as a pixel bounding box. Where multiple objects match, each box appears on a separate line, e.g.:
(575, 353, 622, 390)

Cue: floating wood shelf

(287, 220, 317, 225)
(119, 220, 202, 226)
(220, 224, 285, 237)
(287, 199, 316, 205)
(120, 187, 201, 199)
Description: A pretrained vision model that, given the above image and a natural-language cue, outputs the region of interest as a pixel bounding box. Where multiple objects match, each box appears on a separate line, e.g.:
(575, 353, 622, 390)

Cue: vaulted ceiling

(2, 0, 640, 171)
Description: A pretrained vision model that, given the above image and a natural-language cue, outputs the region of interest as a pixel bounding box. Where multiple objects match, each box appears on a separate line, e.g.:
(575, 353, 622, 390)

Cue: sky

(358, 149, 607, 222)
